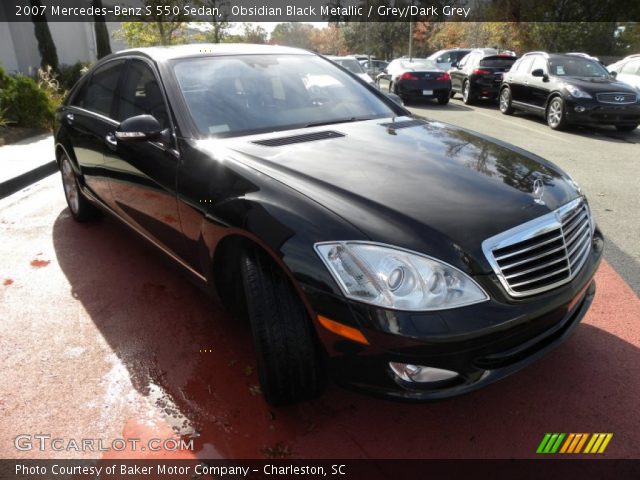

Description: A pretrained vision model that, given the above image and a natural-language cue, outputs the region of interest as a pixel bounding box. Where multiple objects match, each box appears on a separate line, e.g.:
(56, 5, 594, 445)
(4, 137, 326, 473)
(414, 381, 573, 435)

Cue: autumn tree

(270, 23, 316, 50)
(310, 24, 347, 55)
(196, 0, 230, 43)
(114, 0, 191, 47)
(241, 24, 268, 44)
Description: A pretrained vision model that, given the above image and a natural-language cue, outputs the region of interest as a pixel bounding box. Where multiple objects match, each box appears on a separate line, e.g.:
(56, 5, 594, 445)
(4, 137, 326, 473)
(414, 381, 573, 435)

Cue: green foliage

(114, 0, 191, 47)
(58, 62, 91, 91)
(0, 73, 53, 128)
(270, 23, 316, 50)
(37, 65, 66, 113)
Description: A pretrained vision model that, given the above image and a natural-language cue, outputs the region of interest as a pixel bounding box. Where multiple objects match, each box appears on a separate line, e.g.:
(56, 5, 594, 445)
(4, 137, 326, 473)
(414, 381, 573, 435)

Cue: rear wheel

(449, 90, 456, 99)
(546, 97, 567, 130)
(499, 87, 514, 115)
(438, 95, 450, 105)
(241, 249, 325, 406)
(60, 154, 100, 222)
(462, 80, 475, 105)
(615, 124, 638, 132)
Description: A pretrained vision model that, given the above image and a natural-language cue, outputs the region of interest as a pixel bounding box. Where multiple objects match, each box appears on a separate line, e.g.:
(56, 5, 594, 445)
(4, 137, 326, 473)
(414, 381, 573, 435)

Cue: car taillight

(473, 69, 491, 75)
(400, 72, 419, 81)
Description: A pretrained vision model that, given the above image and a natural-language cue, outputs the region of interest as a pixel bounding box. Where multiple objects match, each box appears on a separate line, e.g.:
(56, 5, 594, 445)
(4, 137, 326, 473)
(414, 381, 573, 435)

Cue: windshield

(173, 55, 393, 137)
(334, 58, 365, 74)
(548, 57, 610, 78)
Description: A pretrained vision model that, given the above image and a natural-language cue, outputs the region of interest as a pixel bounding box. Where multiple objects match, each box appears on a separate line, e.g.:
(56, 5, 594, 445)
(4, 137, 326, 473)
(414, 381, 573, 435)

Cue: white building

(0, 19, 126, 74)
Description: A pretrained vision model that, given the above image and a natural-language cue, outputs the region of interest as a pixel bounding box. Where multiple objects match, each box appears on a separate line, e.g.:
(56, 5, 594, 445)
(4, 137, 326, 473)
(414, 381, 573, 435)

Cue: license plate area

(423, 90, 433, 95)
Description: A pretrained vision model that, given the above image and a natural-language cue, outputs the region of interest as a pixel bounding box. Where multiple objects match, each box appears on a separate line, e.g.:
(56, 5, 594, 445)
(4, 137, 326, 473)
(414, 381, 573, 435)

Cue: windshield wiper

(305, 117, 371, 128)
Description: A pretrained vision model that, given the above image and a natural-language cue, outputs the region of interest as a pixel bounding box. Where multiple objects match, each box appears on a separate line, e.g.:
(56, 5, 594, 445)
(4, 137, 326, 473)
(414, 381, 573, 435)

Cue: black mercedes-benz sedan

(55, 44, 603, 405)
(500, 52, 640, 131)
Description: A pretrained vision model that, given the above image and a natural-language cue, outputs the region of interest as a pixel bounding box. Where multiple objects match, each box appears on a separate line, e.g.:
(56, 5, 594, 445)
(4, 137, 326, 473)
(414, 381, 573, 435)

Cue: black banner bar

(1, 0, 640, 22)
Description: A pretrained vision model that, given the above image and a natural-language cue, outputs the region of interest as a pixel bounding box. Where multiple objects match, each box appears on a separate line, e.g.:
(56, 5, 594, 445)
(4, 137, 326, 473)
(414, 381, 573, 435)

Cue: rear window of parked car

(479, 56, 518, 68)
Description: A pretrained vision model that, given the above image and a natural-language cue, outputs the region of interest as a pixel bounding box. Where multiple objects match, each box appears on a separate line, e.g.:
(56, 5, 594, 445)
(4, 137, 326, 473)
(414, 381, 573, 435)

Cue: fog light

(575, 106, 586, 113)
(389, 362, 459, 383)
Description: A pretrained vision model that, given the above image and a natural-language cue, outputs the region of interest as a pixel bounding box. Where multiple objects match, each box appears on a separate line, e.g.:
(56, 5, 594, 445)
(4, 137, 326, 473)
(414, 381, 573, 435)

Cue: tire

(546, 97, 568, 130)
(499, 87, 514, 115)
(615, 124, 638, 132)
(59, 153, 100, 222)
(241, 249, 324, 406)
(438, 95, 450, 105)
(449, 90, 456, 99)
(462, 80, 474, 105)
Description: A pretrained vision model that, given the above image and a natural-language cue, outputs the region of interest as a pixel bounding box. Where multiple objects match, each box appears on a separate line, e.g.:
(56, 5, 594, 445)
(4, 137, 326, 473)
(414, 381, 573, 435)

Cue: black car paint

(450, 54, 517, 100)
(55, 45, 602, 400)
(502, 53, 640, 127)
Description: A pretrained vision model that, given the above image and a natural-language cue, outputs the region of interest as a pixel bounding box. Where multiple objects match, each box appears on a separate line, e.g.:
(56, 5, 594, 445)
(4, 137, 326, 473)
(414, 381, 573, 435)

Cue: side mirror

(116, 115, 162, 142)
(451, 62, 458, 69)
(531, 68, 546, 78)
(609, 70, 617, 78)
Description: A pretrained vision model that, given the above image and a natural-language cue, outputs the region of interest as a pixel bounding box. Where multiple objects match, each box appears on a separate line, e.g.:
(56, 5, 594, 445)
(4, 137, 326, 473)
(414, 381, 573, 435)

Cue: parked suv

(500, 52, 640, 131)
(450, 50, 518, 104)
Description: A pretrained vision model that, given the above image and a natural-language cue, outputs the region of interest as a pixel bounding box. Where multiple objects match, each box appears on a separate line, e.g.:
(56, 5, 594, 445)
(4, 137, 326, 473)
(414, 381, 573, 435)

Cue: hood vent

(379, 119, 427, 130)
(252, 130, 345, 147)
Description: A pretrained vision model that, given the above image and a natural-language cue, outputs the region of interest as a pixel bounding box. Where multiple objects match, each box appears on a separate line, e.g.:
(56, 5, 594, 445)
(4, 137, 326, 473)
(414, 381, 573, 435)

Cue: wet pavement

(1, 175, 639, 460)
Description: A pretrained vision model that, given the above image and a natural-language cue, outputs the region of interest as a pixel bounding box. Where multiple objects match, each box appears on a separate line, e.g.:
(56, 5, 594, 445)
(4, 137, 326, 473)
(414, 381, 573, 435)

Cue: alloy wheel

(61, 157, 80, 215)
(547, 99, 563, 128)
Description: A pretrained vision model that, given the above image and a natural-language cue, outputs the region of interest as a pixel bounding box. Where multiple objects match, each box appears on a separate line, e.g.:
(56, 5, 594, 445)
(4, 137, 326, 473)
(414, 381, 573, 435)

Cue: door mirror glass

(116, 115, 162, 141)
(531, 68, 545, 77)
(609, 70, 617, 78)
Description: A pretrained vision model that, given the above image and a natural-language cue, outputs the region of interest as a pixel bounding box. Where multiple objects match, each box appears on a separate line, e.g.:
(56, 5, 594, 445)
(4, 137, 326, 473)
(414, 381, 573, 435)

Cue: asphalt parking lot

(1, 101, 639, 460)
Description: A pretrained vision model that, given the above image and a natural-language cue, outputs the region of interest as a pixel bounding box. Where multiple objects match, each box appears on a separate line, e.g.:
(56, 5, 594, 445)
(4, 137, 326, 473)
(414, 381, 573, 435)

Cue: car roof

(114, 43, 312, 62)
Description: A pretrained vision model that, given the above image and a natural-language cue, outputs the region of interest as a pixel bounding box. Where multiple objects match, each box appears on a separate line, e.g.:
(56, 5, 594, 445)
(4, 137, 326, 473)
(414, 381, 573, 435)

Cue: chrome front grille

(596, 92, 637, 104)
(482, 198, 593, 297)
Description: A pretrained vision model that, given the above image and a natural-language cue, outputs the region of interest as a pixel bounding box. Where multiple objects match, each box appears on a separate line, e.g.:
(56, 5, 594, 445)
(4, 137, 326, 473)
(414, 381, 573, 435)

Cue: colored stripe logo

(537, 433, 613, 454)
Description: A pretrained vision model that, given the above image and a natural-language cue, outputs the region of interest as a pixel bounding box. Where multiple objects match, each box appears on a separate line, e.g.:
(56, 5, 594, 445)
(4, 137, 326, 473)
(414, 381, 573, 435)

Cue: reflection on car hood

(560, 76, 639, 93)
(197, 118, 581, 272)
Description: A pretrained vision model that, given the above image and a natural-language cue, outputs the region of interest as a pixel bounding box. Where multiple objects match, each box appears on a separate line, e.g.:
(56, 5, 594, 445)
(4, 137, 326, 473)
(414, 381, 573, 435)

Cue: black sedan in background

(55, 44, 602, 405)
(385, 58, 452, 104)
(500, 52, 640, 131)
(450, 50, 518, 104)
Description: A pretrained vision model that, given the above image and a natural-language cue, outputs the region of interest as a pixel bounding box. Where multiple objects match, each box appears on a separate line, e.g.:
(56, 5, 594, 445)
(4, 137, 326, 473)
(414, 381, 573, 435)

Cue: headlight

(564, 85, 592, 99)
(314, 242, 489, 311)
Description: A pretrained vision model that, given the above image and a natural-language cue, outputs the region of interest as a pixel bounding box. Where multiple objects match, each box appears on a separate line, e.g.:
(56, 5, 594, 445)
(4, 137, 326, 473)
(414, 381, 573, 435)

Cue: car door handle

(66, 113, 74, 123)
(105, 132, 118, 150)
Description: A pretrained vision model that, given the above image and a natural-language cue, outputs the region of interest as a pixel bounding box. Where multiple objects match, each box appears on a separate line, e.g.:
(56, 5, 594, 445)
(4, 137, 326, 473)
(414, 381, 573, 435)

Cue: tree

(196, 0, 230, 43)
(270, 23, 316, 50)
(93, 0, 111, 59)
(114, 0, 191, 47)
(343, 22, 410, 60)
(30, 0, 59, 71)
(241, 24, 268, 44)
(310, 24, 347, 55)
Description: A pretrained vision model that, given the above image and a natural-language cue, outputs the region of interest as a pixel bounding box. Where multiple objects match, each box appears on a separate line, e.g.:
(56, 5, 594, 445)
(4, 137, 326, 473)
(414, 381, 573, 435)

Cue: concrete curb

(0, 160, 57, 200)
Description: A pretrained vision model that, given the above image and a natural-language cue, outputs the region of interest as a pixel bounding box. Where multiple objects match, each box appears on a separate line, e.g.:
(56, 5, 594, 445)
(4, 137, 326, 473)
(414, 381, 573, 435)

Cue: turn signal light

(317, 315, 369, 345)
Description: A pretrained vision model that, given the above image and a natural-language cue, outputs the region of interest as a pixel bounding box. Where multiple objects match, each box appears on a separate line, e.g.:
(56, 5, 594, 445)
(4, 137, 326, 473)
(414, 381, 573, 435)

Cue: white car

(327, 56, 375, 85)
(608, 55, 640, 89)
(427, 48, 472, 71)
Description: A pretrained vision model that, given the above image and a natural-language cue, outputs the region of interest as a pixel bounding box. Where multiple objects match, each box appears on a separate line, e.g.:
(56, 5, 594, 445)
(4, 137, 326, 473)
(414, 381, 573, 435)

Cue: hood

(197, 118, 581, 273)
(558, 76, 639, 94)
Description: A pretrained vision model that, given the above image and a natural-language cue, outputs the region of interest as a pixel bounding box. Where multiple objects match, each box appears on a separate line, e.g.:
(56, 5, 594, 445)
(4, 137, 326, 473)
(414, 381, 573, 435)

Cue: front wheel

(60, 154, 100, 222)
(615, 124, 638, 132)
(546, 97, 568, 130)
(499, 88, 514, 115)
(241, 249, 325, 406)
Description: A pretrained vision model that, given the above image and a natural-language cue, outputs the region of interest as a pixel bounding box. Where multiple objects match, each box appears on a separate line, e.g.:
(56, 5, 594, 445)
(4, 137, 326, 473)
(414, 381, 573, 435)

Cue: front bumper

(565, 99, 640, 126)
(304, 231, 603, 400)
